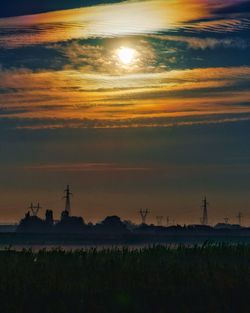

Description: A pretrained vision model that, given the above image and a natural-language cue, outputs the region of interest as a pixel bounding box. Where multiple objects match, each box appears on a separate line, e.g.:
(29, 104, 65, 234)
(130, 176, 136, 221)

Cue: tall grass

(0, 244, 250, 313)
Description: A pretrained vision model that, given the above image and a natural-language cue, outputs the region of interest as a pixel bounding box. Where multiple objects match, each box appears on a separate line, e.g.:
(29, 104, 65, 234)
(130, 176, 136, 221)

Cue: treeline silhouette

(18, 213, 246, 234)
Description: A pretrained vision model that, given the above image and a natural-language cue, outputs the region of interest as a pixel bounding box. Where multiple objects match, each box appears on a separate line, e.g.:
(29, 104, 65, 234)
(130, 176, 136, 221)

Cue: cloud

(9, 114, 250, 130)
(0, 0, 248, 48)
(0, 66, 249, 127)
(149, 35, 248, 50)
(0, 0, 126, 18)
(0, 0, 206, 48)
(213, 0, 250, 15)
(26, 162, 152, 172)
(183, 17, 250, 34)
(51, 40, 158, 74)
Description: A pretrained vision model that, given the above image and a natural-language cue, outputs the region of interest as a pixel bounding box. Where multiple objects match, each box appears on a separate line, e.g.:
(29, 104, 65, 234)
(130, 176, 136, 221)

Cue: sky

(0, 0, 250, 225)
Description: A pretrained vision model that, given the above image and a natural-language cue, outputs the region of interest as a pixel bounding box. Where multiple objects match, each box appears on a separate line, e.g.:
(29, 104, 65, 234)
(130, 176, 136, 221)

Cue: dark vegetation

(0, 244, 250, 313)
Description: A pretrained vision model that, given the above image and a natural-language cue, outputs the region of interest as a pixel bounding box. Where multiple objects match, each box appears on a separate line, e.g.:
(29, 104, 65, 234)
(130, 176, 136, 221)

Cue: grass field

(0, 244, 250, 313)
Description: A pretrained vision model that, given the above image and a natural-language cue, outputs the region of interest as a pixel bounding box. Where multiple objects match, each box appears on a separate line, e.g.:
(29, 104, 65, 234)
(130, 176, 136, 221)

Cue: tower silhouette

(28, 202, 41, 217)
(139, 209, 149, 224)
(200, 196, 208, 225)
(236, 212, 243, 226)
(63, 185, 72, 216)
(156, 216, 163, 226)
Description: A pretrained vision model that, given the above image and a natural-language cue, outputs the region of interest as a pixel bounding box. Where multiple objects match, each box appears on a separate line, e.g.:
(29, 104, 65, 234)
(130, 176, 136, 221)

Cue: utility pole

(200, 196, 208, 225)
(236, 212, 243, 226)
(139, 209, 150, 224)
(28, 203, 34, 215)
(63, 185, 72, 216)
(156, 216, 163, 226)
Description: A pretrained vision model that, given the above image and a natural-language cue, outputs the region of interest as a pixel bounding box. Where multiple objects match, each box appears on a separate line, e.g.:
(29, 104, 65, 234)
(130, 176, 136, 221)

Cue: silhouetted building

(55, 216, 85, 233)
(17, 186, 86, 233)
(18, 211, 51, 233)
(16, 185, 249, 237)
(61, 209, 69, 220)
(45, 210, 54, 226)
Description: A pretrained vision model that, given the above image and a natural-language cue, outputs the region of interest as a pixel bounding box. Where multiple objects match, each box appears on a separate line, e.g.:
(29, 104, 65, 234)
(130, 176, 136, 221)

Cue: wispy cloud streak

(0, 0, 249, 129)
(0, 0, 249, 48)
(26, 162, 152, 172)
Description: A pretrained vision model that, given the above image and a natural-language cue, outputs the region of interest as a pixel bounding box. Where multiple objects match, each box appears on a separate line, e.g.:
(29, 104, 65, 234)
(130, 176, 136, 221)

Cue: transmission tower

(63, 185, 73, 216)
(28, 202, 41, 217)
(237, 212, 243, 225)
(139, 209, 150, 224)
(200, 196, 208, 225)
(156, 216, 163, 226)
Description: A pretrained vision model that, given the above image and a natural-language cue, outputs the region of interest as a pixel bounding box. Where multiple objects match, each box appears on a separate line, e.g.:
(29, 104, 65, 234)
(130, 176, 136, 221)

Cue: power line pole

(156, 216, 163, 226)
(200, 196, 208, 225)
(28, 202, 41, 217)
(63, 185, 72, 216)
(236, 212, 243, 226)
(139, 209, 150, 224)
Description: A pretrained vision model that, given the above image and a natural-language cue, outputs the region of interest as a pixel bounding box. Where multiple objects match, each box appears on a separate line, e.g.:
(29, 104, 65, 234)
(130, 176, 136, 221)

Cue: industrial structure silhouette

(16, 185, 249, 238)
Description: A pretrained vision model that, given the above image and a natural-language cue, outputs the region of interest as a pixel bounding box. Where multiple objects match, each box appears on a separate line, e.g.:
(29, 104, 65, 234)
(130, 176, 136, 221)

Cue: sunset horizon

(1, 2, 250, 312)
(0, 0, 249, 225)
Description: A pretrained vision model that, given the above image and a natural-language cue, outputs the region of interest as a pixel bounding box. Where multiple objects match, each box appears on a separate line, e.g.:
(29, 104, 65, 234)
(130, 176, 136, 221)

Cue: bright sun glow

(117, 47, 135, 65)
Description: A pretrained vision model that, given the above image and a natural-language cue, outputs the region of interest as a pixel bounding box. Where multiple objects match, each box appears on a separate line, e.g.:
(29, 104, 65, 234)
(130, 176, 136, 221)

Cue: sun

(117, 47, 135, 65)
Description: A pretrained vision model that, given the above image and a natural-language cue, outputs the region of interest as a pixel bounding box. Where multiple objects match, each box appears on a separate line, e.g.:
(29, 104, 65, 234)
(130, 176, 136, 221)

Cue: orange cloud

(0, 66, 249, 127)
(0, 0, 210, 47)
(26, 162, 152, 172)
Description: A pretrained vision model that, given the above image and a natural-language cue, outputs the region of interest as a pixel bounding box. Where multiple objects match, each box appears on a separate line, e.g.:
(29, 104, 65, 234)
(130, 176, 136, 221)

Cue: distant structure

(139, 209, 150, 224)
(18, 185, 85, 233)
(200, 196, 208, 225)
(45, 210, 54, 226)
(63, 185, 72, 216)
(156, 216, 163, 226)
(14, 184, 250, 237)
(236, 212, 243, 226)
(28, 202, 41, 217)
